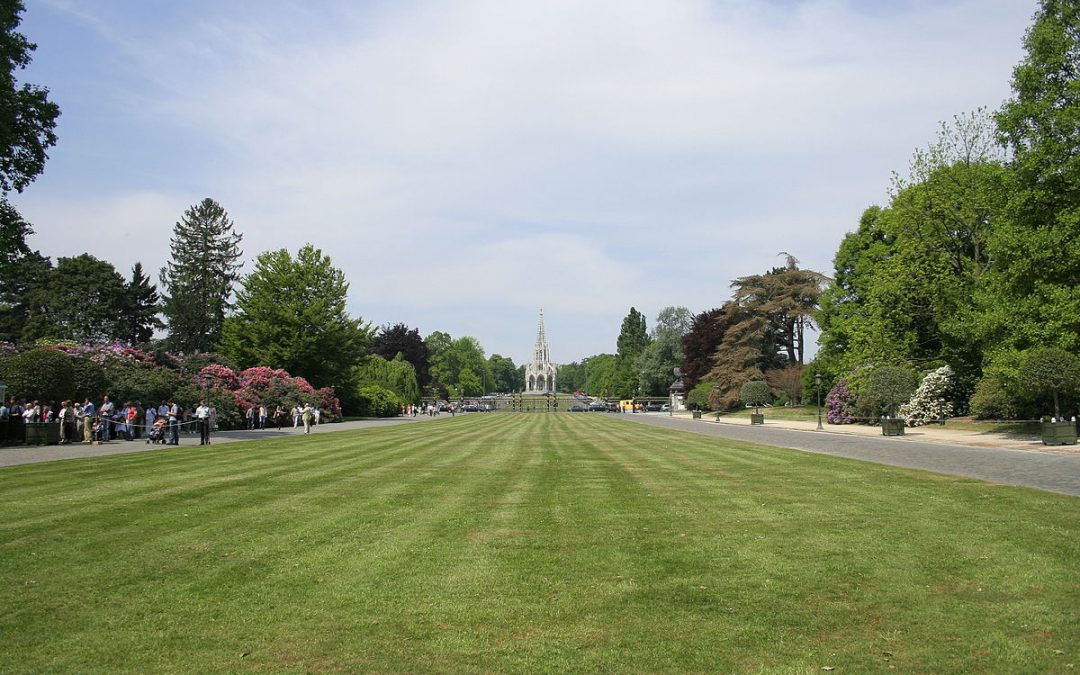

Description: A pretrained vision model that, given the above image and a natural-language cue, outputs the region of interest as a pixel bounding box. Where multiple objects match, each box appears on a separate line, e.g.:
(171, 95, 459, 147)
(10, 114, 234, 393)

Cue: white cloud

(18, 0, 1036, 362)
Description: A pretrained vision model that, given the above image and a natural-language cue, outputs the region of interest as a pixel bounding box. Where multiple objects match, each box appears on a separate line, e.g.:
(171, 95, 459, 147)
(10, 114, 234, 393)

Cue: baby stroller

(146, 419, 166, 444)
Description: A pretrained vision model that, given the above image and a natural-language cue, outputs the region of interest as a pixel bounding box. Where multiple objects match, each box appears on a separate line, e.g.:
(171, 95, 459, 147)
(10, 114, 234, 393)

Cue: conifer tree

(123, 262, 163, 344)
(159, 198, 243, 354)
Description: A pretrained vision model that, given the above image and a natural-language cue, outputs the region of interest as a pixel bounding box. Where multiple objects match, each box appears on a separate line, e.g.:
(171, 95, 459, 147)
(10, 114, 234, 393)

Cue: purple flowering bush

(825, 379, 857, 424)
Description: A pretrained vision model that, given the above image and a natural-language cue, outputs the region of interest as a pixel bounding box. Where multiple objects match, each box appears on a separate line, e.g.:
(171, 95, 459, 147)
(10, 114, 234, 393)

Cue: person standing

(292, 405, 301, 428)
(258, 404, 267, 430)
(98, 395, 114, 442)
(302, 403, 313, 434)
(195, 400, 211, 445)
(82, 397, 95, 443)
(145, 404, 157, 444)
(167, 400, 180, 445)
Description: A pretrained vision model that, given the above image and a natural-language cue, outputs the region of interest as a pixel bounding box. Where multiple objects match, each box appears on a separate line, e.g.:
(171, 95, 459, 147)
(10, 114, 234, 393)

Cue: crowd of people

(243, 403, 320, 434)
(0, 397, 326, 445)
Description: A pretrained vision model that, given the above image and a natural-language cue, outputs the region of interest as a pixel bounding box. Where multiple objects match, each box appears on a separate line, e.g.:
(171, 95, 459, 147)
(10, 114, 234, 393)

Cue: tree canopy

(160, 198, 243, 354)
(0, 1, 60, 194)
(221, 244, 369, 392)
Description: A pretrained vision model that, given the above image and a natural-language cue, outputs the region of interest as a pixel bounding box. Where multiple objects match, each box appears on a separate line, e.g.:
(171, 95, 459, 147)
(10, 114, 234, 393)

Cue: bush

(1, 348, 74, 402)
(69, 357, 108, 402)
(354, 384, 403, 418)
(685, 382, 714, 411)
(898, 365, 954, 426)
(825, 379, 857, 424)
(860, 365, 919, 418)
(969, 375, 1020, 420)
(105, 360, 185, 406)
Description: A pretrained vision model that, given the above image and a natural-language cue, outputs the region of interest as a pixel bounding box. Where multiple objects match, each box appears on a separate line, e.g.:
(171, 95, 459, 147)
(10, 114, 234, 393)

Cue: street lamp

(815, 371, 823, 431)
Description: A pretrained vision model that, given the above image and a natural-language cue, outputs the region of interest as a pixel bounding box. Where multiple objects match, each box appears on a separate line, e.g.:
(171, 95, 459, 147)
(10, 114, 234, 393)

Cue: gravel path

(617, 413, 1080, 497)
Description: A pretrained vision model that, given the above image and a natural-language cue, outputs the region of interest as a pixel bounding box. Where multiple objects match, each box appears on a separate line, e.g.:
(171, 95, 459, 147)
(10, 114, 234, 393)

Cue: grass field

(2, 414, 1077, 673)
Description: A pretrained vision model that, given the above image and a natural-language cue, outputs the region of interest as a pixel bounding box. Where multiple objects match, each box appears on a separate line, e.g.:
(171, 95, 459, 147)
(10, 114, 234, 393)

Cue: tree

(121, 262, 163, 344)
(221, 244, 369, 392)
(425, 331, 489, 396)
(0, 1, 60, 194)
(0, 197, 49, 341)
(1018, 347, 1080, 419)
(355, 354, 420, 404)
(680, 305, 734, 391)
(616, 307, 650, 397)
(986, 0, 1080, 357)
(370, 323, 431, 388)
(636, 306, 691, 396)
(487, 353, 519, 393)
(860, 366, 919, 419)
(23, 254, 127, 342)
(159, 198, 243, 354)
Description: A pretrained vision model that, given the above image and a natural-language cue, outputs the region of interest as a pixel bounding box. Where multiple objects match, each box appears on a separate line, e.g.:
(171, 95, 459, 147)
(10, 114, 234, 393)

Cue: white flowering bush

(899, 365, 954, 426)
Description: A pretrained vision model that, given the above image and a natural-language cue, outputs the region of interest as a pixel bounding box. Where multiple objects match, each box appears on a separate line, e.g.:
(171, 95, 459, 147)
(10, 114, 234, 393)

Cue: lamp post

(815, 371, 823, 431)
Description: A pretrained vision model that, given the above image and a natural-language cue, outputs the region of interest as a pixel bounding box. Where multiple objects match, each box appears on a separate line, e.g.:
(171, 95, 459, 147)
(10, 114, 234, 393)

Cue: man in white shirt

(195, 400, 211, 445)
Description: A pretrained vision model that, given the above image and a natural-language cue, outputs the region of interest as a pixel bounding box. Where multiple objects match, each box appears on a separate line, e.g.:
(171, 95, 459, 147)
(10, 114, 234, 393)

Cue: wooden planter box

(1041, 421, 1077, 446)
(881, 418, 905, 436)
(691, 410, 702, 419)
(750, 413, 765, 425)
(25, 422, 60, 446)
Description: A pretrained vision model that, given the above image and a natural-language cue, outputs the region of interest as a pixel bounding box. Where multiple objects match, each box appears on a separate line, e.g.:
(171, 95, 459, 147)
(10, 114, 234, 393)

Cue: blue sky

(11, 0, 1035, 366)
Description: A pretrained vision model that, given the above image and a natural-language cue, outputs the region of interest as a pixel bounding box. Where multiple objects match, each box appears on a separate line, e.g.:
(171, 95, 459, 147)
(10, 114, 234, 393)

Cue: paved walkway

(0, 415, 442, 468)
(618, 413, 1080, 497)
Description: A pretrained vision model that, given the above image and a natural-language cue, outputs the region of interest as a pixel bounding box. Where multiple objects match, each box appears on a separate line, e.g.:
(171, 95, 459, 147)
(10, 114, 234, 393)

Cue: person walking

(258, 404, 268, 430)
(195, 399, 211, 445)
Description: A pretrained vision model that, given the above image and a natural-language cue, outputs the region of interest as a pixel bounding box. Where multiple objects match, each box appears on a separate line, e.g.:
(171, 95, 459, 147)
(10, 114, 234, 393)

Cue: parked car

(569, 404, 586, 412)
(645, 402, 663, 412)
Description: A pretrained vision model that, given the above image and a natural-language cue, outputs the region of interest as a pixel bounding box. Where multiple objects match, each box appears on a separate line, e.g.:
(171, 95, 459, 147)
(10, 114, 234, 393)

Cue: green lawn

(2, 414, 1077, 673)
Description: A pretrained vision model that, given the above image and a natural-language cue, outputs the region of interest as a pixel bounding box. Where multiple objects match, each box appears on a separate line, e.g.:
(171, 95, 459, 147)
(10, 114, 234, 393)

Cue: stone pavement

(618, 412, 1080, 497)
(0, 415, 442, 468)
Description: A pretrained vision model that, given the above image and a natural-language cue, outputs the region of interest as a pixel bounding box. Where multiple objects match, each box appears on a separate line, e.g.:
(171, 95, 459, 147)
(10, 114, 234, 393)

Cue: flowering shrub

(198, 363, 240, 390)
(899, 365, 955, 426)
(825, 379, 857, 424)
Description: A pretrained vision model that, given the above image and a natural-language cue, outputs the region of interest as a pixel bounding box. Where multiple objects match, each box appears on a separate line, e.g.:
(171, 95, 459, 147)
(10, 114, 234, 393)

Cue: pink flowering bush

(198, 363, 240, 390)
(825, 379, 857, 424)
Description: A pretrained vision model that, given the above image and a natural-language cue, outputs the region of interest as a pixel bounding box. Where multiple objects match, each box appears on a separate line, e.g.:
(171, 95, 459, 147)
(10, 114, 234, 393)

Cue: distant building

(525, 309, 557, 393)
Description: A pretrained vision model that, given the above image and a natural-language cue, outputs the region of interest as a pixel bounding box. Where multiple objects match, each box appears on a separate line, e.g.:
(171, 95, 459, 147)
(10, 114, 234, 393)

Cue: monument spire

(526, 308, 556, 393)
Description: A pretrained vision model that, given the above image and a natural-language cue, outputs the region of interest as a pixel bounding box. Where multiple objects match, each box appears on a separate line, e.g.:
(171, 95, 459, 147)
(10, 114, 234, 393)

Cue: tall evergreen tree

(122, 262, 163, 344)
(159, 198, 243, 354)
(0, 0, 60, 194)
(616, 307, 651, 398)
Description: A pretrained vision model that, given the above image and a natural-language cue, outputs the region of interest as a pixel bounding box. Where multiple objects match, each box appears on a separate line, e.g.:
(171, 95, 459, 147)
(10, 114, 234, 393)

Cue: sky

(10, 0, 1036, 367)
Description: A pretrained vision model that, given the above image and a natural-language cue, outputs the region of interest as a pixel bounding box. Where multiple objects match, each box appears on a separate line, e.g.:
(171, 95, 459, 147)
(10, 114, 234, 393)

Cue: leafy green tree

(987, 0, 1080, 357)
(159, 198, 243, 354)
(487, 353, 519, 393)
(557, 361, 584, 393)
(636, 306, 691, 396)
(580, 354, 620, 399)
(860, 366, 919, 419)
(0, 1, 60, 194)
(221, 244, 369, 391)
(1018, 347, 1080, 419)
(457, 367, 483, 397)
(739, 380, 771, 413)
(425, 331, 489, 395)
(122, 262, 163, 345)
(23, 254, 127, 342)
(0, 198, 49, 342)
